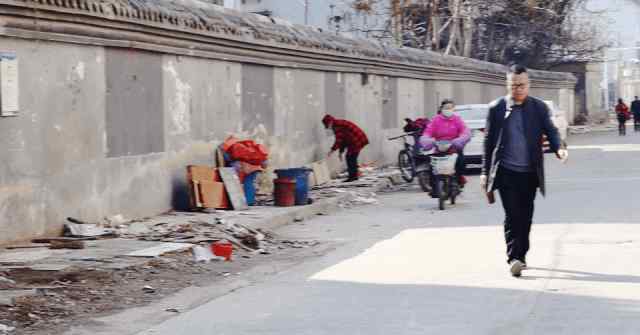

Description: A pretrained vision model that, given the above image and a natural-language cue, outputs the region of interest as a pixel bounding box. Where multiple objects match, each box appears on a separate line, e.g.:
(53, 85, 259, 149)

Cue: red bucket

(274, 178, 296, 207)
(212, 242, 233, 261)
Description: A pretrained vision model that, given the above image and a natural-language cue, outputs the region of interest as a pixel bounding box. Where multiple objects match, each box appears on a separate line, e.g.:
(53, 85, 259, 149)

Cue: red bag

(228, 140, 269, 165)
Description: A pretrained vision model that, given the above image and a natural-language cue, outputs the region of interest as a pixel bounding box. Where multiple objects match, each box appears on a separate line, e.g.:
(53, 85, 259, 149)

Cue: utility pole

(305, 0, 309, 25)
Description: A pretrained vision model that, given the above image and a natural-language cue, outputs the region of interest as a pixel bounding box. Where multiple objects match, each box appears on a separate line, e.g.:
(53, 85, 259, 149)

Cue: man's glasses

(511, 83, 528, 90)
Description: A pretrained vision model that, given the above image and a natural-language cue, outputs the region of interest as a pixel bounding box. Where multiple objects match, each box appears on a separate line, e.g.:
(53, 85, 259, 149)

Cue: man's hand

(556, 149, 569, 163)
(327, 150, 335, 158)
(480, 174, 488, 192)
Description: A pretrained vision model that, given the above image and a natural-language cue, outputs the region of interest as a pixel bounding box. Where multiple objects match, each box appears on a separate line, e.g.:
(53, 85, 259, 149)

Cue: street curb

(252, 178, 393, 232)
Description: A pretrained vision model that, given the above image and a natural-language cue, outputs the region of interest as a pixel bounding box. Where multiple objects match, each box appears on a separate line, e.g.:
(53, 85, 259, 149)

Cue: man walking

(480, 65, 568, 277)
(322, 115, 369, 182)
(631, 96, 640, 132)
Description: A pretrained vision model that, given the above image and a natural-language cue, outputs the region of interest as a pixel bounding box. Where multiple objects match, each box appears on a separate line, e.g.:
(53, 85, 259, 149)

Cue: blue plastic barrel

(243, 171, 259, 206)
(274, 168, 311, 205)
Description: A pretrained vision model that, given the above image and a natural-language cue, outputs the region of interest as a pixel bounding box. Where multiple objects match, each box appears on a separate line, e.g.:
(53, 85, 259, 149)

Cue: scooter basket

(430, 154, 458, 175)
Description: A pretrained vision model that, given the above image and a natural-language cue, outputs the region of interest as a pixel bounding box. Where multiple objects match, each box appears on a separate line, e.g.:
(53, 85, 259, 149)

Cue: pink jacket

(419, 114, 471, 150)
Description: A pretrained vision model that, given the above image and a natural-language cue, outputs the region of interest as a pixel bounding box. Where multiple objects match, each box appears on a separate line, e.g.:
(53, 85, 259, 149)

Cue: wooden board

(216, 148, 225, 168)
(311, 160, 332, 185)
(198, 180, 230, 209)
(125, 242, 195, 258)
(187, 165, 215, 182)
(187, 165, 223, 209)
(218, 167, 249, 211)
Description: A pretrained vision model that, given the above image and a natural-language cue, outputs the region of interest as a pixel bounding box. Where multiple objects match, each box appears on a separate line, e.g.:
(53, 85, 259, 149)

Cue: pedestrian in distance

(631, 96, 640, 132)
(480, 64, 569, 278)
(616, 98, 630, 136)
(322, 115, 369, 183)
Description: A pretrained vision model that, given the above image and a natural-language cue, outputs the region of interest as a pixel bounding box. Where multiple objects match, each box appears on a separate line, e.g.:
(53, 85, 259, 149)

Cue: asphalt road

(133, 131, 640, 335)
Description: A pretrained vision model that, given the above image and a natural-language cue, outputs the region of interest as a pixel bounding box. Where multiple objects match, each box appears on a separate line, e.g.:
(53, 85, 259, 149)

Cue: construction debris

(0, 323, 15, 334)
(5, 244, 50, 250)
(64, 222, 116, 238)
(0, 289, 37, 307)
(192, 246, 224, 263)
(49, 240, 86, 250)
(142, 285, 156, 294)
(0, 276, 16, 286)
(0, 250, 53, 266)
(125, 243, 195, 258)
(32, 237, 96, 243)
(0, 164, 394, 334)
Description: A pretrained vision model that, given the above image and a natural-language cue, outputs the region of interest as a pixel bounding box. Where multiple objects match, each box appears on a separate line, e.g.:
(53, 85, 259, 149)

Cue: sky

(584, 0, 640, 47)
(220, 0, 640, 53)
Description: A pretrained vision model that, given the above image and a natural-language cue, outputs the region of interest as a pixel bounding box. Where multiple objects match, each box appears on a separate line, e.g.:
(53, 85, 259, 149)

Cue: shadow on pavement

(523, 267, 640, 284)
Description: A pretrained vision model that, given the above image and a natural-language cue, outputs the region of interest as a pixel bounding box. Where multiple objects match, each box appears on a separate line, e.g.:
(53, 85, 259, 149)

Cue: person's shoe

(509, 260, 524, 277)
(343, 177, 358, 183)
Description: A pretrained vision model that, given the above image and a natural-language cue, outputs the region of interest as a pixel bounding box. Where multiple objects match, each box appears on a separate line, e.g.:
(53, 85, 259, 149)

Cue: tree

(343, 0, 608, 69)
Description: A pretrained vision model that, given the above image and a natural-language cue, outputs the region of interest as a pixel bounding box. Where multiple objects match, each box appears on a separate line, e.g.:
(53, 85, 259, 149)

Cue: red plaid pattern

(331, 119, 369, 154)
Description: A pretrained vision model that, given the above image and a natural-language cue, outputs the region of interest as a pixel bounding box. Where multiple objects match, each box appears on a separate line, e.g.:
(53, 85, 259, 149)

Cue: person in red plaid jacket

(322, 115, 369, 182)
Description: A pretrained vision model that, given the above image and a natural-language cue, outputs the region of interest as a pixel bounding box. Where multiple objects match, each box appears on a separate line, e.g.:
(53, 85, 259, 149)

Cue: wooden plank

(186, 165, 215, 182)
(311, 160, 331, 185)
(218, 167, 249, 211)
(125, 242, 195, 258)
(192, 180, 203, 208)
(216, 148, 225, 169)
(32, 237, 96, 243)
(5, 244, 51, 250)
(198, 180, 230, 209)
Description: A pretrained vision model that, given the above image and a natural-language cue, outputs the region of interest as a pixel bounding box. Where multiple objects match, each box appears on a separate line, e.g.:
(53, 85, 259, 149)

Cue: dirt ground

(0, 235, 335, 335)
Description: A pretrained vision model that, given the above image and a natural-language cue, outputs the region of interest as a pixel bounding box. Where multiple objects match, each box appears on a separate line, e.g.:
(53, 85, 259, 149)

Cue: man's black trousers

(496, 167, 539, 264)
(346, 152, 359, 179)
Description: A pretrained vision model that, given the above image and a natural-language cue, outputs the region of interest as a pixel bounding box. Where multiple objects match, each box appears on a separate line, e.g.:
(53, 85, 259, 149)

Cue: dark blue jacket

(631, 100, 640, 118)
(482, 96, 561, 196)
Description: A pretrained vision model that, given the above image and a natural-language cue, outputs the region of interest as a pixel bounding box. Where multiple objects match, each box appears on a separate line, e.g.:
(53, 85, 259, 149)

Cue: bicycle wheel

(417, 170, 431, 193)
(398, 150, 415, 183)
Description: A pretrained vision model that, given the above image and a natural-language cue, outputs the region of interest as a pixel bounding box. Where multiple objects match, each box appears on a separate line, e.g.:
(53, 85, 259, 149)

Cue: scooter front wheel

(437, 179, 446, 210)
(450, 178, 458, 205)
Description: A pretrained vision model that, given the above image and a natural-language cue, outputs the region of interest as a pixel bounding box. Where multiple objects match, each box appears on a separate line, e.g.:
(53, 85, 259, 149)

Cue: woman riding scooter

(419, 99, 471, 188)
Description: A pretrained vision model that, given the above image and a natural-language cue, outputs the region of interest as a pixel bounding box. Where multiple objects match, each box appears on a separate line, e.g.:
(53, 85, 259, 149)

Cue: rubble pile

(0, 165, 396, 334)
(116, 214, 319, 256)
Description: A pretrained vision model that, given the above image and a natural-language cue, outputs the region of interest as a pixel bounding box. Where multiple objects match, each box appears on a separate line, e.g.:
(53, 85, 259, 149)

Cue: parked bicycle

(388, 132, 432, 192)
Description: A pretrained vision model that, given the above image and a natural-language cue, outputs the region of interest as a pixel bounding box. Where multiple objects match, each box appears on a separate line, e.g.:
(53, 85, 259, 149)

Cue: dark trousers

(346, 152, 359, 179)
(455, 151, 465, 176)
(619, 119, 627, 135)
(635, 118, 640, 131)
(497, 167, 538, 263)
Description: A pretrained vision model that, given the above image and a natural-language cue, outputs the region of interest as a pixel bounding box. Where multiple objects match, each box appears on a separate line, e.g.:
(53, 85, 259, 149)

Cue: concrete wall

(0, 3, 577, 244)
